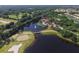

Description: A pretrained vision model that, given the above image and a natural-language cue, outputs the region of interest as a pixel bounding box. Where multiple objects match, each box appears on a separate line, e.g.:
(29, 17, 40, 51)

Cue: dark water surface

(24, 33, 79, 53)
(24, 23, 79, 53)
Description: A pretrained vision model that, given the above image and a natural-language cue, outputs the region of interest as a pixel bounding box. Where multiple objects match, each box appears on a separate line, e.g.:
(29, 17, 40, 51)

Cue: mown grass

(19, 32, 35, 53)
(41, 29, 60, 35)
(8, 13, 25, 20)
(9, 15, 18, 19)
(0, 22, 5, 25)
(0, 18, 17, 23)
(0, 31, 35, 53)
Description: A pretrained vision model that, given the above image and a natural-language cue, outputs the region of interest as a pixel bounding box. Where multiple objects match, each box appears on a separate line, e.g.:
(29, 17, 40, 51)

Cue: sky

(0, 0, 78, 5)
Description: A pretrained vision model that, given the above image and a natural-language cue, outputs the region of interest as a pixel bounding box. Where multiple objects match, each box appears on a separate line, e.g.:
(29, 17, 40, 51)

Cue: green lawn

(0, 31, 35, 53)
(9, 15, 18, 19)
(41, 29, 60, 35)
(0, 18, 17, 23)
(8, 13, 26, 20)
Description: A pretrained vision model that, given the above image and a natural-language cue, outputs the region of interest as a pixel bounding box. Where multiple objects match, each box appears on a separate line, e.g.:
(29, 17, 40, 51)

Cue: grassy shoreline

(40, 29, 79, 46)
(0, 29, 79, 53)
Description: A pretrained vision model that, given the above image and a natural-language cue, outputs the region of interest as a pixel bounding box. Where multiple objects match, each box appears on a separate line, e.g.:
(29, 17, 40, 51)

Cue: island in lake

(0, 5, 79, 53)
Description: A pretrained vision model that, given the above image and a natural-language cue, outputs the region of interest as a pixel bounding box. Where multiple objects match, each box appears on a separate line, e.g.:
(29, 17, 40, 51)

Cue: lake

(24, 23, 79, 53)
